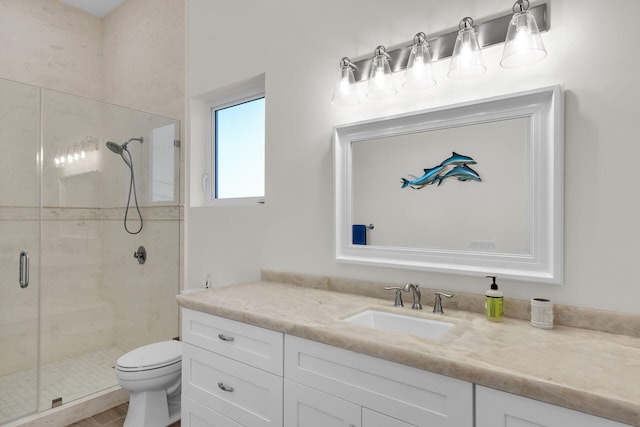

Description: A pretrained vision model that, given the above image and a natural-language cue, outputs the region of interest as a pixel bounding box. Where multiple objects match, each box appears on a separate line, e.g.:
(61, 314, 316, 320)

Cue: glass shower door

(0, 79, 41, 423)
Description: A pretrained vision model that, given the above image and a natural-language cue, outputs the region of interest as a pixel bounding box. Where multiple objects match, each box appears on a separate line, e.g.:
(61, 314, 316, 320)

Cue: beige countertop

(176, 281, 640, 426)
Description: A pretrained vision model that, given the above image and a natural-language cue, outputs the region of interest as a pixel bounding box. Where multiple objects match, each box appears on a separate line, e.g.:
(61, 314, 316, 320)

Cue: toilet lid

(117, 340, 182, 370)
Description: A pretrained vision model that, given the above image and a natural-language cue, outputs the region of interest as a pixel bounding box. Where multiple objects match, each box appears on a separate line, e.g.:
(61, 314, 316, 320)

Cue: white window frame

(205, 90, 265, 206)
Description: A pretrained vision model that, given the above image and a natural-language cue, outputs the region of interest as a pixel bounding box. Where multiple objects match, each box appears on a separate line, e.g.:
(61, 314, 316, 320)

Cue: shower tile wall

(102, 0, 185, 121)
(0, 0, 185, 415)
(0, 0, 102, 100)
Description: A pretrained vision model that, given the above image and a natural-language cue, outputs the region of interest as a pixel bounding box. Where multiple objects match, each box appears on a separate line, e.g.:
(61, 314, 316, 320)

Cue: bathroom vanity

(177, 280, 639, 427)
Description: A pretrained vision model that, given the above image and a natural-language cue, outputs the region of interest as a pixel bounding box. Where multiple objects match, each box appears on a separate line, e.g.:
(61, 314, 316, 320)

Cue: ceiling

(57, 0, 125, 18)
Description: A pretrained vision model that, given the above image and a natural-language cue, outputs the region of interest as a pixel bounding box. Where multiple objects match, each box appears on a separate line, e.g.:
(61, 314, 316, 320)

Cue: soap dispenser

(485, 276, 504, 322)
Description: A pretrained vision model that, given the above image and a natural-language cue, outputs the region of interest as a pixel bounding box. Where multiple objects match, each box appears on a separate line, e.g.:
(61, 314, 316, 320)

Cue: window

(196, 74, 266, 207)
(208, 95, 265, 204)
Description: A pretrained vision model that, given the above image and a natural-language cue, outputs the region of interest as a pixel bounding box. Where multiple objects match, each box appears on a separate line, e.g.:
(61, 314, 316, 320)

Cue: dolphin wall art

(401, 152, 481, 190)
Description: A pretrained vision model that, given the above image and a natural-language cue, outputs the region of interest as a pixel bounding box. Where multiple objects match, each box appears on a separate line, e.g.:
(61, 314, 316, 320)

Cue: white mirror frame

(334, 85, 564, 284)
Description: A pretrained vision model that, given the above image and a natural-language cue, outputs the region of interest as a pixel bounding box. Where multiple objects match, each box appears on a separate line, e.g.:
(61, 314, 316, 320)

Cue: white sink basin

(344, 309, 454, 340)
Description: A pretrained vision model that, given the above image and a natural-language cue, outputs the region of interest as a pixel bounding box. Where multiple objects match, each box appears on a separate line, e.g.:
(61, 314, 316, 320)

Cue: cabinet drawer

(285, 335, 473, 427)
(476, 386, 631, 427)
(362, 408, 415, 427)
(284, 379, 360, 427)
(183, 343, 283, 427)
(182, 308, 283, 375)
(182, 395, 244, 427)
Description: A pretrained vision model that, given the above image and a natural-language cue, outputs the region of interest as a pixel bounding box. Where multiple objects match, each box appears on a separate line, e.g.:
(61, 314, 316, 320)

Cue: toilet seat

(116, 340, 181, 372)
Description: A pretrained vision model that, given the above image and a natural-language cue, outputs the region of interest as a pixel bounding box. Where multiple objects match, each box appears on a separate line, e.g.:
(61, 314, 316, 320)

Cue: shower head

(105, 137, 144, 155)
(106, 141, 124, 154)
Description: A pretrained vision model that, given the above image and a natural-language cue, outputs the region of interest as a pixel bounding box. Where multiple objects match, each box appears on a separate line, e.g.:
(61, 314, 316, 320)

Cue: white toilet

(115, 340, 182, 427)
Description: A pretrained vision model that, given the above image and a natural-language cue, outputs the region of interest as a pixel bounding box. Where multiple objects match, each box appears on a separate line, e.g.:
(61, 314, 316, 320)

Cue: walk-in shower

(0, 78, 181, 424)
(106, 137, 145, 234)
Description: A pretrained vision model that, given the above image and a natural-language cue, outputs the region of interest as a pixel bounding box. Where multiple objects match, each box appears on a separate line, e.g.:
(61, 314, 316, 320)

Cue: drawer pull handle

(217, 333, 234, 342)
(218, 382, 234, 392)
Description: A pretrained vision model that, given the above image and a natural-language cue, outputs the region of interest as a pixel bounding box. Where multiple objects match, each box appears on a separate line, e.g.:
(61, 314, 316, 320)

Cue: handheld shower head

(106, 141, 124, 154)
(105, 136, 145, 235)
(105, 137, 143, 155)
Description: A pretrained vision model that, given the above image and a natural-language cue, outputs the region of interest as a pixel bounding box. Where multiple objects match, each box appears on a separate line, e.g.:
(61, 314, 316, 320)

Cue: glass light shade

(500, 10, 547, 68)
(448, 24, 486, 80)
(366, 49, 397, 99)
(331, 63, 359, 107)
(403, 40, 436, 90)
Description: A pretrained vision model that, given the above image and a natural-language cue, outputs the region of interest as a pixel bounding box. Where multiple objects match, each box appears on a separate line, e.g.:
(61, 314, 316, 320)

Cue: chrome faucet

(402, 283, 422, 310)
(433, 291, 454, 314)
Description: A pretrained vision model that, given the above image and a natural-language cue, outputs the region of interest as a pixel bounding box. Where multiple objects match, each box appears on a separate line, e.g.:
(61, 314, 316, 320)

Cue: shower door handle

(19, 251, 29, 288)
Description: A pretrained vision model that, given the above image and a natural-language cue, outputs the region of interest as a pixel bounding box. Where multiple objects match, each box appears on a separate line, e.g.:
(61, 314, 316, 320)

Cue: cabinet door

(476, 386, 631, 427)
(285, 335, 473, 427)
(284, 380, 361, 427)
(362, 408, 415, 427)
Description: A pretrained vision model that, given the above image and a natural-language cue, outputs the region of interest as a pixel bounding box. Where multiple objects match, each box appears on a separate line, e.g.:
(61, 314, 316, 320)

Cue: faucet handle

(434, 291, 453, 298)
(384, 286, 404, 307)
(433, 291, 454, 314)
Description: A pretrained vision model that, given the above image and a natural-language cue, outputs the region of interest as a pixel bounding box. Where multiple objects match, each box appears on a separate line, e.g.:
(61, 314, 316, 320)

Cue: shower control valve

(134, 246, 147, 264)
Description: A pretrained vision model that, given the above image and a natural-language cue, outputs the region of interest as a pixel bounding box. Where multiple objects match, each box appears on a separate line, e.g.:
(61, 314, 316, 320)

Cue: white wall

(186, 0, 640, 314)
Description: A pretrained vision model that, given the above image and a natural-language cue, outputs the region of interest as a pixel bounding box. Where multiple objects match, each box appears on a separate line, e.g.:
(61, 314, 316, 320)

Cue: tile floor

(0, 347, 124, 424)
(69, 402, 181, 427)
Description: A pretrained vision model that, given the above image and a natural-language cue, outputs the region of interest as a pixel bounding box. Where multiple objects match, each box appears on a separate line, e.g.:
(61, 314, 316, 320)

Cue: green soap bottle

(485, 276, 504, 322)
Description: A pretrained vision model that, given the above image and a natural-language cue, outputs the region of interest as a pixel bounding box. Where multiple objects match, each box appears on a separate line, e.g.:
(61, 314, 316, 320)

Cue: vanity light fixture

(403, 32, 436, 90)
(331, 57, 360, 106)
(366, 46, 397, 99)
(500, 0, 547, 68)
(447, 17, 486, 80)
(330, 1, 548, 106)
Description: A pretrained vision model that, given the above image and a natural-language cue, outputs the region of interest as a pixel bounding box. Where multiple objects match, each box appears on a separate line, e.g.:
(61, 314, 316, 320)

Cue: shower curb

(3, 387, 128, 427)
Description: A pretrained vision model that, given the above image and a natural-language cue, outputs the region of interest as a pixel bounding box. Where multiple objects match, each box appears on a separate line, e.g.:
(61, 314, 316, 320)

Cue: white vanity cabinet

(179, 307, 631, 427)
(181, 308, 284, 427)
(284, 335, 474, 427)
(476, 386, 632, 427)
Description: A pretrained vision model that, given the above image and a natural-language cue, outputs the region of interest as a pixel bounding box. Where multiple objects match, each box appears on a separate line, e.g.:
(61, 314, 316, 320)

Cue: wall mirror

(334, 86, 564, 284)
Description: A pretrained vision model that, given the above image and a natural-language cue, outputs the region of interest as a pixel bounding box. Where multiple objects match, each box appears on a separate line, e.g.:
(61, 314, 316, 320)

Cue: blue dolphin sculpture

(440, 152, 477, 167)
(437, 164, 482, 186)
(401, 165, 445, 189)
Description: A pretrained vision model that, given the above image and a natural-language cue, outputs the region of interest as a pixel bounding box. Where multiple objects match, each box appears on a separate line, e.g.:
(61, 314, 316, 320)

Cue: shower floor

(0, 347, 124, 424)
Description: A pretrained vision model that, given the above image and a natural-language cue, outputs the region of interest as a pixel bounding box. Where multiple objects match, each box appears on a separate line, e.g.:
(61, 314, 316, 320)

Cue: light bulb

(374, 65, 385, 86)
(331, 57, 360, 107)
(513, 27, 530, 52)
(404, 32, 436, 90)
(500, 1, 547, 68)
(366, 46, 397, 99)
(448, 17, 486, 80)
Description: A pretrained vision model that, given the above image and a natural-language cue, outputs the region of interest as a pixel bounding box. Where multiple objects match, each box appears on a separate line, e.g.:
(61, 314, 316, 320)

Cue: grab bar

(19, 251, 29, 288)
